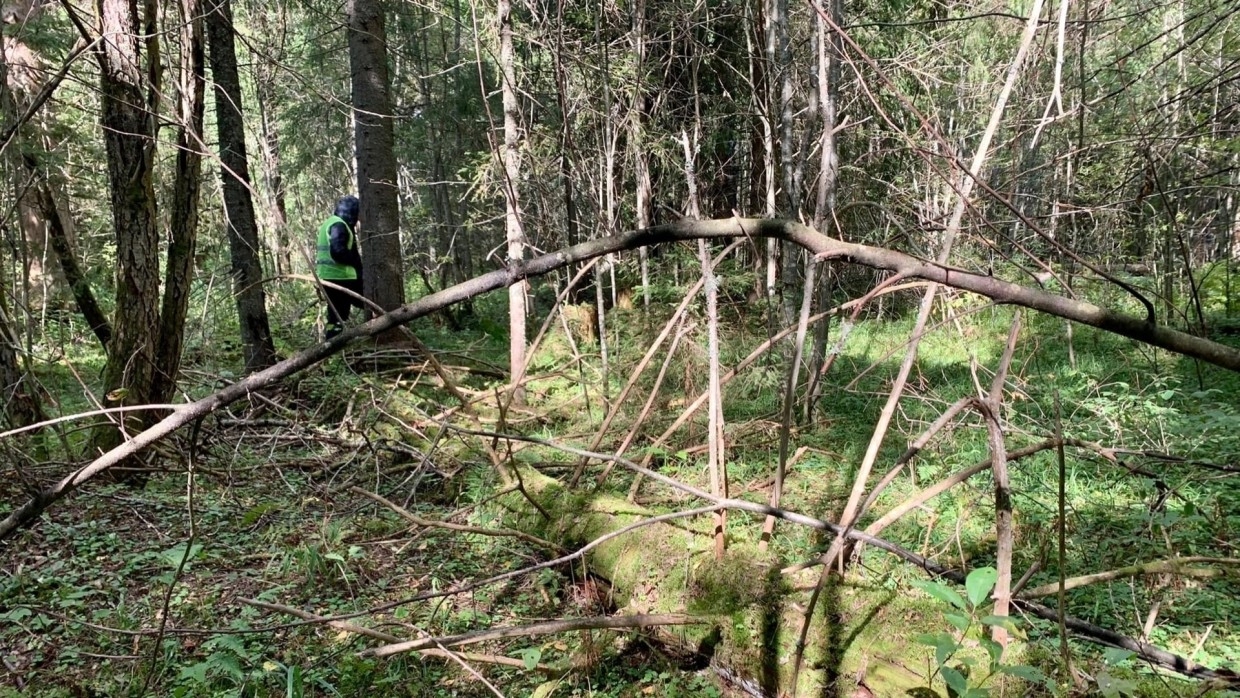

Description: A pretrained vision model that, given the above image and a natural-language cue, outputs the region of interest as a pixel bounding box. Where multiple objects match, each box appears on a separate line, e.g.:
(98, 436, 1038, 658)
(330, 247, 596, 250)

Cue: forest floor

(2, 287, 1239, 697)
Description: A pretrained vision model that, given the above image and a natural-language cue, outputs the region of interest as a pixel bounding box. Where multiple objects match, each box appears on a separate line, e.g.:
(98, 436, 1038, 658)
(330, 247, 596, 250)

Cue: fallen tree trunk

(5, 217, 1240, 539)
(488, 459, 1238, 693)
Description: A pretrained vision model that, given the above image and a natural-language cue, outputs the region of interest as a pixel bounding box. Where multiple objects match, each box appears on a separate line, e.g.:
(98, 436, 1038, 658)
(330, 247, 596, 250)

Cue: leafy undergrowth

(0, 440, 722, 696)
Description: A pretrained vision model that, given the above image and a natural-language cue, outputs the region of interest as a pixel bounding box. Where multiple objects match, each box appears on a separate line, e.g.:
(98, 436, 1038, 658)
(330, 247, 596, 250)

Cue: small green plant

(912, 567, 1050, 697)
(284, 520, 364, 588)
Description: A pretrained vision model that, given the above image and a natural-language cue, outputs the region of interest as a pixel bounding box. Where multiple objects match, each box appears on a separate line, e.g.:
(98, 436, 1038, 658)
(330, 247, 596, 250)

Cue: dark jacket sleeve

(328, 222, 362, 271)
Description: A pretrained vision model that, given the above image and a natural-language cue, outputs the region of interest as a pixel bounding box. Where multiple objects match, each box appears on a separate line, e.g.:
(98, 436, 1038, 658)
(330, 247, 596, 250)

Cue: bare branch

(5, 218, 1240, 539)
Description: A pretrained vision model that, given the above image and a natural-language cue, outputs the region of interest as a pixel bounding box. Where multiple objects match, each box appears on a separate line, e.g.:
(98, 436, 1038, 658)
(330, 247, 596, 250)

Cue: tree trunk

(0, 48, 43, 429)
(348, 0, 405, 339)
(254, 62, 290, 276)
(499, 0, 527, 403)
(92, 0, 162, 454)
(803, 0, 842, 418)
(151, 0, 205, 404)
(0, 303, 44, 434)
(631, 0, 651, 310)
(31, 165, 111, 348)
(205, 0, 278, 374)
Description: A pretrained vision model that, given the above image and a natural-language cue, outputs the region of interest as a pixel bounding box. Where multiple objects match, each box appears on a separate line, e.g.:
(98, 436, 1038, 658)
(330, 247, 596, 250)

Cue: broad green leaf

(945, 611, 971, 633)
(964, 567, 997, 608)
(1103, 648, 1136, 666)
(204, 634, 247, 655)
(933, 634, 957, 666)
(521, 647, 542, 670)
(979, 615, 1019, 634)
(159, 542, 203, 569)
(940, 666, 968, 697)
(179, 662, 210, 684)
(999, 664, 1046, 683)
(912, 579, 967, 610)
(209, 652, 245, 681)
(1097, 669, 1138, 698)
(980, 637, 1003, 666)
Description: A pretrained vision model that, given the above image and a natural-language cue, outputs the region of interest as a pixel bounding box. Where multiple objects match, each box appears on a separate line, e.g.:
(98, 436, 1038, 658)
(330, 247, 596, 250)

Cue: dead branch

(1021, 557, 1240, 599)
(455, 426, 1237, 685)
(349, 486, 565, 553)
(366, 613, 705, 658)
(243, 598, 402, 643)
(244, 599, 558, 674)
(6, 217, 1240, 539)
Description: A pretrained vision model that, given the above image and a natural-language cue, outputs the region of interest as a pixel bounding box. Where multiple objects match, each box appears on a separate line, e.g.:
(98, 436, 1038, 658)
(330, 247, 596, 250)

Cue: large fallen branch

(366, 614, 704, 658)
(461, 427, 1240, 686)
(1020, 557, 1240, 599)
(5, 217, 1240, 540)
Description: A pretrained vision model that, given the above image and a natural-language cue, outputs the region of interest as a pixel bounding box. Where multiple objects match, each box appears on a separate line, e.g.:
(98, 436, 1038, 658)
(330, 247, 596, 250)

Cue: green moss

(687, 547, 776, 615)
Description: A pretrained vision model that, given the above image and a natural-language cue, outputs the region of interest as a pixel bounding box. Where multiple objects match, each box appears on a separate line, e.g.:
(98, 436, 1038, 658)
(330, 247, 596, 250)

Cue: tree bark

(151, 0, 205, 404)
(348, 0, 405, 340)
(91, 0, 162, 454)
(247, 5, 291, 277)
(0, 301, 42, 431)
(205, 0, 278, 374)
(31, 166, 111, 348)
(499, 0, 527, 403)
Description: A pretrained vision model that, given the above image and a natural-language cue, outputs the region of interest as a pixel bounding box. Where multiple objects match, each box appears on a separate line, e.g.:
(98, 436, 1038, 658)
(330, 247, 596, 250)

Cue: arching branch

(4, 217, 1239, 540)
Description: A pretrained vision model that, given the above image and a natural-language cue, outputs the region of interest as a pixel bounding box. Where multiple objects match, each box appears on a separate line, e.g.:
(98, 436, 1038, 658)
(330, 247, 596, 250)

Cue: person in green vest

(316, 195, 364, 340)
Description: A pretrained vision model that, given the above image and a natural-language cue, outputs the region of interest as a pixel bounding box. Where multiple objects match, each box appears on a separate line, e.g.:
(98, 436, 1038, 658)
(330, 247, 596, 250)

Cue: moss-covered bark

(493, 466, 929, 697)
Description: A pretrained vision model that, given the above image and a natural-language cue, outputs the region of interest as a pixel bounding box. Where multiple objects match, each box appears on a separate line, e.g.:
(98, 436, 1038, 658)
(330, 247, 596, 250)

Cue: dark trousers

(323, 278, 364, 337)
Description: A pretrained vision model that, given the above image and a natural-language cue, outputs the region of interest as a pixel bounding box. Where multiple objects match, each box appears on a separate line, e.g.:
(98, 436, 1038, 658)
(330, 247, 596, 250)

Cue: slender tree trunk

(499, 0, 527, 404)
(631, 0, 651, 310)
(205, 0, 278, 373)
(772, 0, 799, 327)
(761, 0, 779, 302)
(985, 314, 1022, 646)
(804, 0, 842, 418)
(552, 0, 588, 306)
(31, 166, 111, 348)
(151, 0, 205, 404)
(683, 129, 726, 559)
(349, 0, 405, 339)
(254, 60, 290, 275)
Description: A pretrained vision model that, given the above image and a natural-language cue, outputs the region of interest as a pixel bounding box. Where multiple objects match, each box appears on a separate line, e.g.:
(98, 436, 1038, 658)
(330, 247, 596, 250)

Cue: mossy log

(493, 466, 929, 697)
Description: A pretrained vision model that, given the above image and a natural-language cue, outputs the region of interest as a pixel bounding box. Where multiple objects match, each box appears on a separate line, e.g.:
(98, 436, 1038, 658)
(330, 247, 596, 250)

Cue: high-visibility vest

(315, 215, 357, 280)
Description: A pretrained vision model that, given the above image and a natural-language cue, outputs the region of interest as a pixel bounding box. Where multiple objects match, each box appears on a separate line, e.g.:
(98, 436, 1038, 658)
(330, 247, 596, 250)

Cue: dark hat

(334, 195, 360, 226)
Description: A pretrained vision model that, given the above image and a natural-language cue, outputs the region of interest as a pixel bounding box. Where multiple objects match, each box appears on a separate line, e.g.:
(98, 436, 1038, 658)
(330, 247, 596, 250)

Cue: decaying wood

(5, 218, 1240, 540)
(366, 613, 704, 658)
(462, 428, 1236, 685)
(1021, 557, 1240, 599)
(242, 599, 558, 673)
(350, 486, 565, 553)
